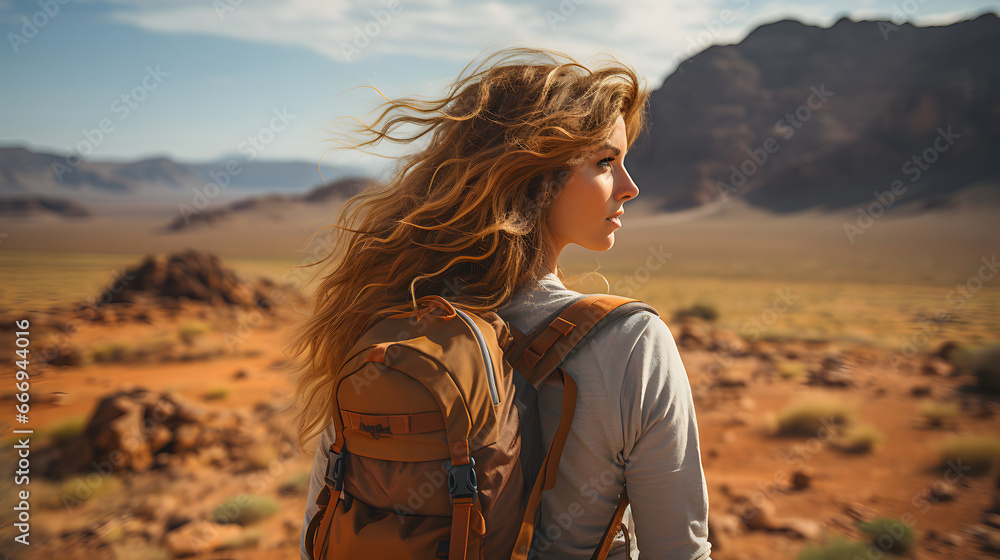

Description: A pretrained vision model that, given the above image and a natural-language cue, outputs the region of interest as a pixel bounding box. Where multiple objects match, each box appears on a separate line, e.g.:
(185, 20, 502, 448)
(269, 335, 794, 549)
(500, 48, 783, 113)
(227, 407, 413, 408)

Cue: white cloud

(94, 0, 993, 87)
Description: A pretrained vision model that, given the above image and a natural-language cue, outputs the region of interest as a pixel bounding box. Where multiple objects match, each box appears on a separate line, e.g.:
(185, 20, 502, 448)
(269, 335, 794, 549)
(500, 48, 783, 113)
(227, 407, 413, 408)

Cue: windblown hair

(287, 47, 649, 446)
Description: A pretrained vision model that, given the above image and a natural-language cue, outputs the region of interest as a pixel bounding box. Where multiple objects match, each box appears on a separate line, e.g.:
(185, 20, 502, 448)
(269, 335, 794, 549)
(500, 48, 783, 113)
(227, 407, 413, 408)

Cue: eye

(598, 157, 614, 170)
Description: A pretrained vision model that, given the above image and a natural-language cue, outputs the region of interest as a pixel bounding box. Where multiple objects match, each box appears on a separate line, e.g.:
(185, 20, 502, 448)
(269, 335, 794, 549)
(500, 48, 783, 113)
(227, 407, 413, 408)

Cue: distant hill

(0, 194, 90, 218)
(164, 176, 372, 231)
(627, 13, 1000, 212)
(187, 159, 366, 192)
(0, 146, 364, 197)
(0, 147, 203, 195)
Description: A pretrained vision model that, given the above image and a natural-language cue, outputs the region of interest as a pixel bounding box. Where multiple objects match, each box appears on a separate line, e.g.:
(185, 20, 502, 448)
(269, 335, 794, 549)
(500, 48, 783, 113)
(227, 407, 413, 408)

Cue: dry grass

(774, 399, 855, 437)
(918, 400, 960, 429)
(857, 517, 917, 555)
(178, 321, 210, 345)
(201, 386, 232, 401)
(834, 424, 884, 454)
(213, 494, 280, 526)
(938, 434, 1000, 475)
(777, 361, 808, 380)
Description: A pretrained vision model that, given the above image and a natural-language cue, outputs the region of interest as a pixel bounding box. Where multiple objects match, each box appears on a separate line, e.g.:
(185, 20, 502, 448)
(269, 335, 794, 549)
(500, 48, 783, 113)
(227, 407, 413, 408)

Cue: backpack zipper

(453, 307, 500, 406)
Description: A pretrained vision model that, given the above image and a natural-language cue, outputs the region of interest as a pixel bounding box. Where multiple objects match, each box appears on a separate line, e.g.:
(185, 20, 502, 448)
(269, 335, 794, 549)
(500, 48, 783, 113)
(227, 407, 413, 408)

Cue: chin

(587, 236, 615, 251)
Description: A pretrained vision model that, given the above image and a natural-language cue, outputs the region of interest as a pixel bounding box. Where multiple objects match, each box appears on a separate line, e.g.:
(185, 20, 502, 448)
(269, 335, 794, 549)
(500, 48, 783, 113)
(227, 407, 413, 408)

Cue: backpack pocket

(325, 492, 484, 560)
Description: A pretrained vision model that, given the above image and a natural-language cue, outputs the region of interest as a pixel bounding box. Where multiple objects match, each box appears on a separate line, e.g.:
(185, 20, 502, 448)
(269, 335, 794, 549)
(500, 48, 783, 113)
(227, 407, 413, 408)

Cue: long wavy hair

(287, 47, 649, 446)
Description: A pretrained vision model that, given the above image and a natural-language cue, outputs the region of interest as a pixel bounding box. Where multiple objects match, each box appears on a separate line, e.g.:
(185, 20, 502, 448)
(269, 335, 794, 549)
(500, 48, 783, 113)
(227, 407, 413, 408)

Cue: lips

(606, 209, 624, 224)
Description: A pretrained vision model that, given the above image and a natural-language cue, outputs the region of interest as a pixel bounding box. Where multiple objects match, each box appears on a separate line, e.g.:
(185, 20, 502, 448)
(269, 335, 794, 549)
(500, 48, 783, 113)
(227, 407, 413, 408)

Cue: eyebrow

(596, 143, 621, 156)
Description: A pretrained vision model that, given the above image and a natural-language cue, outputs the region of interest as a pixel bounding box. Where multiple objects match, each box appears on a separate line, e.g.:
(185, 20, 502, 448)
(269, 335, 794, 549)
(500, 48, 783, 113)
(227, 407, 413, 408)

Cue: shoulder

(589, 305, 676, 362)
(587, 306, 687, 407)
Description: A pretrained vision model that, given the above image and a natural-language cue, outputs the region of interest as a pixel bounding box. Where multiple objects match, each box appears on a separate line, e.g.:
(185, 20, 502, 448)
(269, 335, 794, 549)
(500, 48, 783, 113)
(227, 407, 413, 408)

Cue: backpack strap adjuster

(445, 457, 478, 504)
(325, 447, 346, 492)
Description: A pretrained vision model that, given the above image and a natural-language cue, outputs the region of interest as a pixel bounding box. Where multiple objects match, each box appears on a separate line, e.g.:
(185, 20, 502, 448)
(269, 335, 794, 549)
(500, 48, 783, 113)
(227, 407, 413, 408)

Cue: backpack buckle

(445, 457, 477, 504)
(325, 448, 346, 491)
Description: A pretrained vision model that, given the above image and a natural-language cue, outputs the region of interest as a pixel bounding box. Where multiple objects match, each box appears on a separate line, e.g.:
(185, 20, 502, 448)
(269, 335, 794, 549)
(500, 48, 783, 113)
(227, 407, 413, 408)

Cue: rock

(740, 498, 821, 539)
(172, 424, 201, 453)
(163, 520, 241, 556)
(46, 346, 85, 367)
(782, 518, 823, 540)
(792, 467, 813, 491)
(712, 330, 749, 356)
(990, 471, 1000, 515)
(939, 532, 964, 547)
(910, 383, 933, 397)
(928, 482, 957, 503)
(935, 341, 960, 362)
(752, 340, 781, 361)
(708, 513, 733, 551)
(922, 356, 953, 376)
(148, 423, 173, 453)
(842, 501, 876, 523)
(135, 494, 179, 522)
(715, 366, 752, 388)
(101, 249, 280, 311)
(807, 354, 854, 387)
(725, 413, 752, 427)
(743, 500, 780, 531)
(679, 318, 713, 350)
(38, 387, 257, 477)
(983, 529, 1000, 553)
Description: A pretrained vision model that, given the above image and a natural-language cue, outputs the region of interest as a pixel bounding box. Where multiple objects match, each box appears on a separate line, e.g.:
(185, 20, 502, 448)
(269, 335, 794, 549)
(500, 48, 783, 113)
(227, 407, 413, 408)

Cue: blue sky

(2, 0, 997, 175)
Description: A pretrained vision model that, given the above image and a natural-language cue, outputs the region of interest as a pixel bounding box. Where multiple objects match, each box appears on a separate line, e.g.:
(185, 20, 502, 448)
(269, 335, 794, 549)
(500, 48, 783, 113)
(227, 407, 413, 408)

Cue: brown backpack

(305, 292, 658, 560)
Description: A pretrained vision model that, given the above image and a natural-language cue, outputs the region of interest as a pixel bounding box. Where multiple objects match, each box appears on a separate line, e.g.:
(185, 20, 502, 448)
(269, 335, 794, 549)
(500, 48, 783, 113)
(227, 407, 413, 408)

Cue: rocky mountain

(627, 13, 1000, 212)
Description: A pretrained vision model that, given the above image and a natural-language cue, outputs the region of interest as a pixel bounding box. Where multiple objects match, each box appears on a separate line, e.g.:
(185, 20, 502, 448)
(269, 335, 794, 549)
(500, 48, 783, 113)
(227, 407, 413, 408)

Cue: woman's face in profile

(546, 114, 639, 254)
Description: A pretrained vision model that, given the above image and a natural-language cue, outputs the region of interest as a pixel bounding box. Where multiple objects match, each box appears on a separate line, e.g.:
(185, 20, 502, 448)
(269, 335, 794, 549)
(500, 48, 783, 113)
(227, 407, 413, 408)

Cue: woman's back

(497, 273, 711, 560)
(292, 46, 712, 560)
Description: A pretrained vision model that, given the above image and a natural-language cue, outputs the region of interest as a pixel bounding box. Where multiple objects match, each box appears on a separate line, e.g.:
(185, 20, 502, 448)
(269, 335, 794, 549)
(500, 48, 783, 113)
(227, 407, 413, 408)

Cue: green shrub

(777, 361, 807, 380)
(201, 386, 231, 401)
(220, 529, 262, 550)
(36, 475, 125, 509)
(776, 399, 854, 437)
(279, 471, 310, 495)
(213, 494, 279, 525)
(91, 342, 132, 363)
(918, 401, 959, 429)
(938, 434, 1000, 475)
(797, 536, 872, 560)
(858, 517, 916, 555)
(836, 424, 883, 454)
(43, 415, 88, 445)
(178, 321, 210, 346)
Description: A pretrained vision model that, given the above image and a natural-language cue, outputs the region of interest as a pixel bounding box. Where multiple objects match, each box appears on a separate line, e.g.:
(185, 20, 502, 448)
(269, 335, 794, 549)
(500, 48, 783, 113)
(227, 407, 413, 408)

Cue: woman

(290, 47, 711, 560)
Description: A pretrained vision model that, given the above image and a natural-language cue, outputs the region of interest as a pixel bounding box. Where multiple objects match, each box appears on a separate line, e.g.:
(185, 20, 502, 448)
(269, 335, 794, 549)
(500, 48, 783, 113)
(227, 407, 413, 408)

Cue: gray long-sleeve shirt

(301, 272, 711, 559)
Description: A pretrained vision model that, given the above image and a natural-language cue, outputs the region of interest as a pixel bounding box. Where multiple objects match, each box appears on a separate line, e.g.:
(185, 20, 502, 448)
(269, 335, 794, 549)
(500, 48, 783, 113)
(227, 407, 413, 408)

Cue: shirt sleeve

(619, 313, 712, 560)
(300, 421, 337, 560)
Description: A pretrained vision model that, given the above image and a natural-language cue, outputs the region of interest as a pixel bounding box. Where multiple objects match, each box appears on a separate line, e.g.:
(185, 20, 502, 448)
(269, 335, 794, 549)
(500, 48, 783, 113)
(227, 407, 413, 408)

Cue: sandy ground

(1, 194, 999, 559)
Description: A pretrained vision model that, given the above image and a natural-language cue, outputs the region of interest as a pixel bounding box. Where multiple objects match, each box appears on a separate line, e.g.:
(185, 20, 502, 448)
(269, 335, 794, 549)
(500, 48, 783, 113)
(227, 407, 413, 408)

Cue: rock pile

(102, 249, 277, 309)
(39, 387, 294, 479)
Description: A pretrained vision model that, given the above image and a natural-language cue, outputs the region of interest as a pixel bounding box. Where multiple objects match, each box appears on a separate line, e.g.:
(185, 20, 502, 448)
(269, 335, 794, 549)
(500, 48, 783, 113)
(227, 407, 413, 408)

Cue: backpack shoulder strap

(507, 294, 659, 389)
(590, 488, 630, 560)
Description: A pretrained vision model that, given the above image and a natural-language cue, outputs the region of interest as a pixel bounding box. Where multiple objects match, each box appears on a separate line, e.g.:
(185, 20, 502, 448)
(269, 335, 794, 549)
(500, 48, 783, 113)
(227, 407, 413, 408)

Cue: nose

(617, 165, 639, 201)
